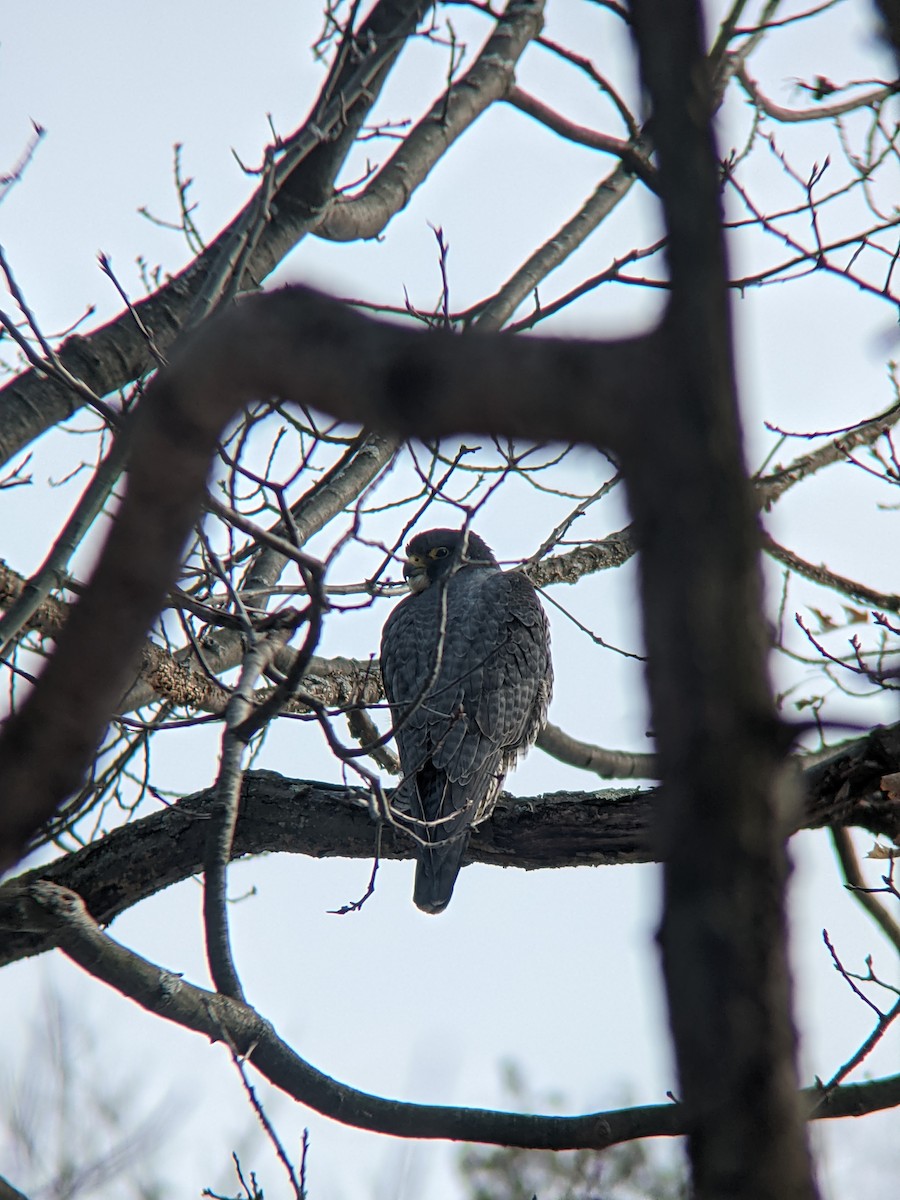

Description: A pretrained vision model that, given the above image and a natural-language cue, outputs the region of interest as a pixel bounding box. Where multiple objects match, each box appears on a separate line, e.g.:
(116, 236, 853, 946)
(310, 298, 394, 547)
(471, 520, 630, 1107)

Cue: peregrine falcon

(380, 528, 552, 914)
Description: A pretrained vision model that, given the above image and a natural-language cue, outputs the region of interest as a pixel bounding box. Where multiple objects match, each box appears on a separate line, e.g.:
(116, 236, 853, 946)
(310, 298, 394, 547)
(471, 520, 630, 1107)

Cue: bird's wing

(473, 571, 552, 753)
(382, 569, 551, 800)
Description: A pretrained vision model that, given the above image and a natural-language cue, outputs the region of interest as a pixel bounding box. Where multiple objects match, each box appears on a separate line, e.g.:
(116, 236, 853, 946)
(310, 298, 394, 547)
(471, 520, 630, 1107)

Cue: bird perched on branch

(380, 528, 552, 914)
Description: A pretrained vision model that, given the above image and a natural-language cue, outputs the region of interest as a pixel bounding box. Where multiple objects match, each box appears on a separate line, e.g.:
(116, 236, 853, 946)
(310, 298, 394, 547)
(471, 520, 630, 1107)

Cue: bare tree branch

(0, 3, 897, 1191)
(763, 532, 900, 613)
(2, 880, 897, 1149)
(315, 1, 544, 241)
(535, 721, 657, 778)
(736, 64, 897, 123)
(470, 168, 640, 331)
(2, 719, 897, 970)
(503, 86, 656, 185)
(755, 402, 900, 510)
(829, 827, 900, 954)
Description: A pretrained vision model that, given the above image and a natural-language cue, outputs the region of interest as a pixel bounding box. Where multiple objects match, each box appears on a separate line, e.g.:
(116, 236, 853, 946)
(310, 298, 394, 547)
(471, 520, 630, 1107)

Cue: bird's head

(402, 528, 497, 593)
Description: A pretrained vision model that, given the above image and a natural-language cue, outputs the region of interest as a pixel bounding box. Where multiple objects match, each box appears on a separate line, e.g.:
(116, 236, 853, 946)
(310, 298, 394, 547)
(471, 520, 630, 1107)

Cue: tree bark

(2, 717, 897, 970)
(628, 2, 819, 1197)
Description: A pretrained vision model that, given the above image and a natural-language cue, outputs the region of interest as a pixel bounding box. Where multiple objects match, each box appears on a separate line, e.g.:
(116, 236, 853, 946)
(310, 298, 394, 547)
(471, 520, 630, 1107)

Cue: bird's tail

(413, 834, 471, 915)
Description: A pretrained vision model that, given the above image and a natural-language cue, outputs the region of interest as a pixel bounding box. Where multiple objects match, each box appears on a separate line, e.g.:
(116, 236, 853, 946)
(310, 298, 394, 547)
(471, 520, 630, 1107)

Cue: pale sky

(1, 3, 898, 1198)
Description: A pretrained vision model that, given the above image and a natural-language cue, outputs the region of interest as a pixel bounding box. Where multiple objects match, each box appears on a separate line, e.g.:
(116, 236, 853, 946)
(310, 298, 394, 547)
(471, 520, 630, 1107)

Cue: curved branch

(535, 721, 657, 779)
(755, 402, 900, 509)
(203, 634, 295, 1003)
(737, 64, 897, 123)
(6, 881, 899, 1150)
(504, 86, 657, 187)
(5, 550, 661, 785)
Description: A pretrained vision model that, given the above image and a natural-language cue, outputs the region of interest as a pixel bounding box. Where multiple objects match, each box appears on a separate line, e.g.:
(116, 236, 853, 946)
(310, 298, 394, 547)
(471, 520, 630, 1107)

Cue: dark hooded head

(402, 528, 498, 594)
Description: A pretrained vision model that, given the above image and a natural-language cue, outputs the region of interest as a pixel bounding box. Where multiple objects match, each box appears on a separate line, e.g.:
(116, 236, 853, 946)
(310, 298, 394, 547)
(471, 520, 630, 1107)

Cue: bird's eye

(430, 546, 449, 559)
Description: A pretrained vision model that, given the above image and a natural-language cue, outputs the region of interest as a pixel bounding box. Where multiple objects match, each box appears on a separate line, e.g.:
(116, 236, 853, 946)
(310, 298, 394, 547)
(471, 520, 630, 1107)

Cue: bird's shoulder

(383, 565, 544, 637)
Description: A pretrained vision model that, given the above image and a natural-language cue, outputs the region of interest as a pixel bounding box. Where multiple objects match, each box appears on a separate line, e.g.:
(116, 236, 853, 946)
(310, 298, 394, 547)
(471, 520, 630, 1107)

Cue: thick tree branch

(2, 719, 897, 969)
(755, 402, 900, 510)
(877, 0, 900, 60)
(0, 5, 895, 1187)
(4, 548, 662, 787)
(0, 559, 68, 639)
(630, 2, 818, 1196)
(0, 522, 641, 723)
(470, 167, 639, 331)
(536, 721, 657, 778)
(0, 0, 553, 469)
(4, 383, 888, 726)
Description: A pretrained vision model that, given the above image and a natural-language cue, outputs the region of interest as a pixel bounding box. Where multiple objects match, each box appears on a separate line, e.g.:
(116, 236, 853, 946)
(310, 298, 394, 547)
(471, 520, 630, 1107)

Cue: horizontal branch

(1, 552, 659, 784)
(536, 721, 657, 778)
(0, 523, 641, 719)
(5, 388, 890, 731)
(126, 427, 400, 711)
(3, 718, 898, 969)
(5, 880, 898, 1150)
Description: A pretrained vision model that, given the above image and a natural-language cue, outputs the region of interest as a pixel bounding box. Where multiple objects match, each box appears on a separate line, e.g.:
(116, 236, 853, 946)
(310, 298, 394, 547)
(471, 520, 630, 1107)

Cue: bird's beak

(403, 554, 428, 593)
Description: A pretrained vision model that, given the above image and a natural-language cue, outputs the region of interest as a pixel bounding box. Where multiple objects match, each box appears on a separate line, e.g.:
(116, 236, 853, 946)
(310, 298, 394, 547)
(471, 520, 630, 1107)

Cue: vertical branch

(626, 2, 818, 1198)
(203, 629, 290, 1000)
